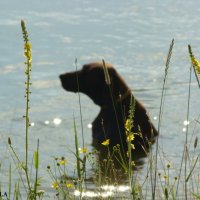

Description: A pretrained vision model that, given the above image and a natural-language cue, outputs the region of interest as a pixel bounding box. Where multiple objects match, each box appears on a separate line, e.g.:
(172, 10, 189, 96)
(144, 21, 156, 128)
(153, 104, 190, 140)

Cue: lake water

(0, 0, 200, 199)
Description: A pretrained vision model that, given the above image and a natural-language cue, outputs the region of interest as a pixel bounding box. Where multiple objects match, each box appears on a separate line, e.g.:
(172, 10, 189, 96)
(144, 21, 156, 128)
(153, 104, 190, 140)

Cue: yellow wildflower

(188, 45, 200, 77)
(59, 157, 66, 165)
(125, 119, 132, 132)
(51, 181, 59, 190)
(79, 147, 87, 154)
(102, 139, 110, 146)
(59, 160, 66, 165)
(127, 133, 134, 142)
(191, 56, 200, 76)
(24, 42, 32, 61)
(24, 42, 31, 51)
(66, 183, 73, 189)
(131, 144, 135, 149)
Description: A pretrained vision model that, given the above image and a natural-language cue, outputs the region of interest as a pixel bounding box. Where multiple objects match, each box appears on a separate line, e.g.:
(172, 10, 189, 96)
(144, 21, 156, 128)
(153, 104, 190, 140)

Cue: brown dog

(59, 62, 158, 152)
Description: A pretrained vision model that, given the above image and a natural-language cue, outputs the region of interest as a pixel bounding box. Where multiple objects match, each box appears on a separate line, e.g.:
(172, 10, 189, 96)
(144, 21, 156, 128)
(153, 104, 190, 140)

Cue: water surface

(0, 0, 200, 198)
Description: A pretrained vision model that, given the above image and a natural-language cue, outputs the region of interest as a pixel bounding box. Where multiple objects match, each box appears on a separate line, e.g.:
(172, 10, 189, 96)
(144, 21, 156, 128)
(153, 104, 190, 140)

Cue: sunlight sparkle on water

(53, 118, 62, 125)
(30, 122, 35, 127)
(183, 120, 190, 126)
(44, 120, 50, 125)
(182, 120, 190, 132)
(118, 185, 130, 192)
(87, 123, 92, 129)
(74, 190, 113, 198)
(153, 116, 157, 120)
(74, 185, 129, 198)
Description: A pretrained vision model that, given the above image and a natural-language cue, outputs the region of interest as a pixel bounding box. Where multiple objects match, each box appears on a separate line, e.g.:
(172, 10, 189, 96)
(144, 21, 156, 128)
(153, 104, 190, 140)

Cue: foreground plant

(21, 19, 32, 169)
(152, 39, 174, 199)
(47, 157, 74, 199)
(7, 20, 43, 200)
(188, 45, 200, 88)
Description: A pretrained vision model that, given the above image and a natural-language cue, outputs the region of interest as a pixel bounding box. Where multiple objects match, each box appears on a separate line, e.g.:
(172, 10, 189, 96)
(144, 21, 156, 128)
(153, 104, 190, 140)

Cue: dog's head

(59, 62, 129, 106)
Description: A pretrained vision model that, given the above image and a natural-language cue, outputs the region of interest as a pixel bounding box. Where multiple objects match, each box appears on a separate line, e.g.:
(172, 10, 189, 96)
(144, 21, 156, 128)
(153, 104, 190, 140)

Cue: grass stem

(153, 39, 174, 199)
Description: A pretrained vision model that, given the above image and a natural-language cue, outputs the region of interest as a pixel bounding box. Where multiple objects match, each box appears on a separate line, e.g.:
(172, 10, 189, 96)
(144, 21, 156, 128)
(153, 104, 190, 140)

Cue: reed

(152, 39, 174, 199)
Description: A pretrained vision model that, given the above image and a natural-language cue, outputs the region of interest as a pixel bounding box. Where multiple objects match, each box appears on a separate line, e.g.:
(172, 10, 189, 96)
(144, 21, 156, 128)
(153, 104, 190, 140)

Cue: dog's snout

(59, 74, 64, 80)
(59, 72, 79, 92)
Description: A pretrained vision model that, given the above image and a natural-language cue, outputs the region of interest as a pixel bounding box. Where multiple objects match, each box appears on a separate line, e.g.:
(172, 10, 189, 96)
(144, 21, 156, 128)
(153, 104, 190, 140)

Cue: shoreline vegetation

(1, 20, 200, 200)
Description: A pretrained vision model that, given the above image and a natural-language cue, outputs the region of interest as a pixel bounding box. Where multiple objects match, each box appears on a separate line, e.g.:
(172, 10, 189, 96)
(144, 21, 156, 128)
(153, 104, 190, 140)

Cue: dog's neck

(116, 89, 132, 103)
(101, 89, 132, 110)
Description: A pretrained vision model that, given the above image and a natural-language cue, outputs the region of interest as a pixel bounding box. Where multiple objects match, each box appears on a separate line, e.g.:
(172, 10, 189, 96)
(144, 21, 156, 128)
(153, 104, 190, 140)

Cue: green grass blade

(186, 155, 199, 182)
(8, 163, 11, 200)
(34, 151, 39, 170)
(73, 116, 81, 180)
(34, 139, 40, 200)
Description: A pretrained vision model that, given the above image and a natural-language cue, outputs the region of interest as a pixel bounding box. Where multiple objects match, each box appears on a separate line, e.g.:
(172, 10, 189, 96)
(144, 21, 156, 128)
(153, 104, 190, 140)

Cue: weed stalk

(102, 59, 127, 163)
(153, 39, 174, 199)
(21, 20, 33, 195)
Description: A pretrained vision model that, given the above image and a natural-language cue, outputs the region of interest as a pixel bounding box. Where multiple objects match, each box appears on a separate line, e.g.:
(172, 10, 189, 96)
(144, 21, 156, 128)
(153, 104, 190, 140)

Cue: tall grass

(102, 59, 127, 159)
(152, 39, 174, 199)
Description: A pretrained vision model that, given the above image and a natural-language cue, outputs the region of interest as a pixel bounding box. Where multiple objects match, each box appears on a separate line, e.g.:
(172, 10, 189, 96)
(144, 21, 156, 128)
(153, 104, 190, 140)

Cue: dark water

(0, 0, 200, 198)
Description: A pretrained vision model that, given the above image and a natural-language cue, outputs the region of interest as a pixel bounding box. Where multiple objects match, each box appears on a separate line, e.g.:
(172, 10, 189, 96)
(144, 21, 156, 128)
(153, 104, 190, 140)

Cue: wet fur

(59, 62, 158, 151)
